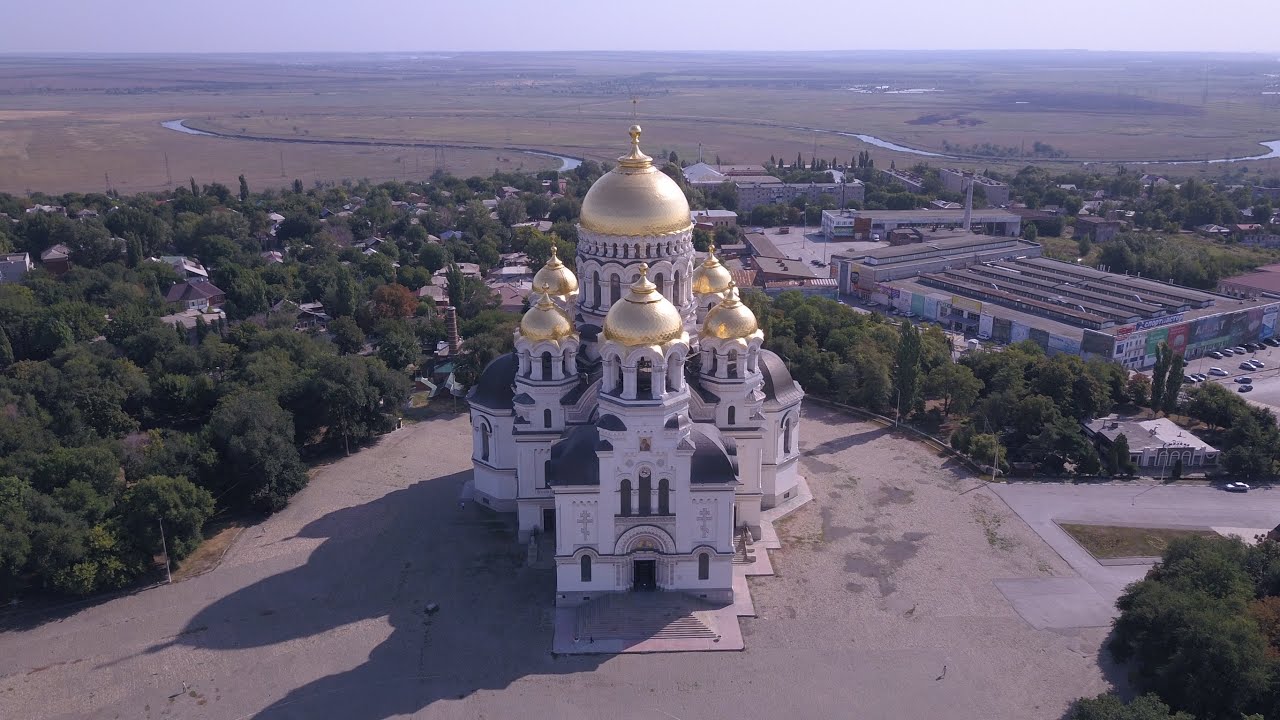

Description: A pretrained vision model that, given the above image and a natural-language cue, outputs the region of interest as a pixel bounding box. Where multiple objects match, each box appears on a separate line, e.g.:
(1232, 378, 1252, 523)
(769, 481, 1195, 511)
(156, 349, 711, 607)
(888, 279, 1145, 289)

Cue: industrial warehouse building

(821, 208, 1022, 240)
(833, 237, 1279, 368)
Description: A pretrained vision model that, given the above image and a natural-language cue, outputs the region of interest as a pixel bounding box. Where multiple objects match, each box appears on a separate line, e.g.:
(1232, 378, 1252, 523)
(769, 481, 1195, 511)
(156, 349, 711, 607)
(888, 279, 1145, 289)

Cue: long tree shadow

(156, 470, 605, 719)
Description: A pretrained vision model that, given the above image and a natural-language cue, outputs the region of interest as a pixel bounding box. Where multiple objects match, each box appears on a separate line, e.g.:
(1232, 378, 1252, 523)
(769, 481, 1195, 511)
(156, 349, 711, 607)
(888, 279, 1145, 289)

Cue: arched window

(610, 274, 621, 305)
(623, 244, 630, 259)
(543, 409, 552, 428)
(653, 272, 665, 300)
(619, 478, 632, 516)
(727, 350, 739, 378)
(728, 406, 736, 426)
(540, 352, 553, 380)
(658, 478, 670, 515)
(783, 416, 794, 455)
(592, 271, 601, 308)
(637, 358, 653, 399)
(673, 270, 682, 300)
(638, 469, 652, 516)
(633, 243, 640, 259)
(480, 419, 491, 461)
(580, 554, 592, 582)
(698, 552, 709, 580)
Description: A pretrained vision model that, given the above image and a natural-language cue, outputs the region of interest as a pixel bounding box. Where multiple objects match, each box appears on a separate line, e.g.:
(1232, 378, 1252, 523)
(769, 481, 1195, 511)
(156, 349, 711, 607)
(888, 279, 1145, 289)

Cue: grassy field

(1, 52, 1278, 194)
(1059, 522, 1218, 559)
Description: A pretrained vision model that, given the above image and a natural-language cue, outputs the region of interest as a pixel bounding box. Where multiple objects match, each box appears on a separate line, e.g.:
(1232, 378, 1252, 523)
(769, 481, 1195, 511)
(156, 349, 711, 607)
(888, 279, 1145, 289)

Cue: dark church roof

(760, 349, 804, 408)
(466, 352, 517, 410)
(688, 425, 739, 485)
(547, 424, 603, 486)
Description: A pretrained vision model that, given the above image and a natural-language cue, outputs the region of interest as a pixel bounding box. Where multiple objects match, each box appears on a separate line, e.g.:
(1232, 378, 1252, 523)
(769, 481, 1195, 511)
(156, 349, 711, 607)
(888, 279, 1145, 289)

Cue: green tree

(207, 392, 309, 512)
(330, 316, 365, 355)
(119, 475, 215, 560)
(419, 243, 449, 274)
(1064, 693, 1194, 720)
(1151, 342, 1171, 411)
(1125, 373, 1151, 407)
(0, 323, 12, 369)
(1163, 352, 1185, 414)
(892, 321, 922, 421)
(923, 362, 983, 417)
(238, 174, 249, 203)
(1111, 433, 1136, 476)
(377, 323, 420, 370)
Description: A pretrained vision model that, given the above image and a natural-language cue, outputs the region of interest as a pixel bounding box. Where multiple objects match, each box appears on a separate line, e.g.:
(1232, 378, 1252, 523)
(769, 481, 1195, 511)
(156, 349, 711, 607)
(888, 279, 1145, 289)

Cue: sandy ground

(0, 406, 1115, 720)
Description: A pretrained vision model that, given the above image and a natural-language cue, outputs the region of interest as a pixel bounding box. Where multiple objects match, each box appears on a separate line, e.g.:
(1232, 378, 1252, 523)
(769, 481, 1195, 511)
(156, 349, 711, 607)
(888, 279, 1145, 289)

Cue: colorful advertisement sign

(1081, 330, 1116, 356)
(1167, 323, 1190, 354)
(951, 295, 982, 314)
(1145, 327, 1169, 356)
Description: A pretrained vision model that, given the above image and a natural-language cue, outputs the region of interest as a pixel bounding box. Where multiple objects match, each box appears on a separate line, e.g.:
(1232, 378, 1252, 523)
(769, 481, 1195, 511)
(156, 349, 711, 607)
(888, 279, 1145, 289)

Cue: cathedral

(467, 126, 804, 607)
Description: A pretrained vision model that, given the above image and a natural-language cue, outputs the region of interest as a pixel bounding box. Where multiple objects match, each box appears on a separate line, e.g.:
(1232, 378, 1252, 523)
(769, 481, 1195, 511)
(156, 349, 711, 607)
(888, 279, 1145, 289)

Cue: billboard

(1010, 323, 1030, 344)
(1048, 333, 1081, 355)
(1028, 327, 1050, 350)
(992, 317, 1012, 343)
(1145, 327, 1169, 356)
(912, 293, 928, 317)
(978, 313, 994, 338)
(1167, 323, 1190, 354)
(951, 295, 982, 314)
(1081, 329, 1116, 356)
(1264, 310, 1278, 340)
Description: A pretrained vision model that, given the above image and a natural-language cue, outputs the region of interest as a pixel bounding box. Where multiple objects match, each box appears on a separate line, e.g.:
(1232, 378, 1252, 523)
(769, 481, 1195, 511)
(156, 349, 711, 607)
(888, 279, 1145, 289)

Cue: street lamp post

(894, 387, 902, 428)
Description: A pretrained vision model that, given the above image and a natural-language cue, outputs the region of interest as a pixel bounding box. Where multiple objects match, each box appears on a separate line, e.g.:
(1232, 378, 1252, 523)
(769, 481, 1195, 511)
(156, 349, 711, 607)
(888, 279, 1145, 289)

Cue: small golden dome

(691, 243, 733, 295)
(531, 245, 578, 297)
(702, 283, 760, 340)
(603, 263, 686, 346)
(520, 284, 576, 342)
(579, 126, 692, 238)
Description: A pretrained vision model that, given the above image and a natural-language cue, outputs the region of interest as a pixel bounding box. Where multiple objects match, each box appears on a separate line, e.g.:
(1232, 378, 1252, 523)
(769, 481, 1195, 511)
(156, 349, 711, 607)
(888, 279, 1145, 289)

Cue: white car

(1225, 482, 1250, 493)
(1250, 359, 1265, 369)
(1209, 367, 1228, 376)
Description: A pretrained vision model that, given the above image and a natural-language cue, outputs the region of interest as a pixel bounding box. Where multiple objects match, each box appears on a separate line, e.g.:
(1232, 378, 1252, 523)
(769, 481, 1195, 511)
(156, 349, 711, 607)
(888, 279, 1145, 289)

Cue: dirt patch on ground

(906, 111, 985, 126)
(1058, 523, 1217, 559)
(173, 520, 247, 581)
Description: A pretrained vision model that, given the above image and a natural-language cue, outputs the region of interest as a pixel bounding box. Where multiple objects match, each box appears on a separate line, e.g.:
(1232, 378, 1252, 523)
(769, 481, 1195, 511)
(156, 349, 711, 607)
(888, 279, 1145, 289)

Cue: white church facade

(467, 127, 804, 607)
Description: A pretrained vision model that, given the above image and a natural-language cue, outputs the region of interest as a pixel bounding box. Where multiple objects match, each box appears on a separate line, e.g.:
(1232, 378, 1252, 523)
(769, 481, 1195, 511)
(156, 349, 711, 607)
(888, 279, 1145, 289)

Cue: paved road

(991, 483, 1280, 628)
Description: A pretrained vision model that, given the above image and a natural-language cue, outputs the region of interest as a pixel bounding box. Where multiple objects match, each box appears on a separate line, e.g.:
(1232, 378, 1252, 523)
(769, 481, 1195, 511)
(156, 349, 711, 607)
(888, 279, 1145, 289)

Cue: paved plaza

(1, 406, 1127, 720)
(991, 483, 1280, 629)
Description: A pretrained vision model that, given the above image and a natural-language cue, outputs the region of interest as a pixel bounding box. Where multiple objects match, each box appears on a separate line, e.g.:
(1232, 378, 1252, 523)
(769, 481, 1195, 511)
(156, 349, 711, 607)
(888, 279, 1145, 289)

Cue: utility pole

(279, 151, 285, 178)
(164, 152, 172, 189)
(159, 518, 172, 584)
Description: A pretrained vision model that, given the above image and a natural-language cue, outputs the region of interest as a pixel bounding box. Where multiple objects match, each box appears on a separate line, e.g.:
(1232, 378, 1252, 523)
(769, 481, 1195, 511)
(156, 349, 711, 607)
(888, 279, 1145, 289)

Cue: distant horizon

(2, 49, 1278, 58)
(6, 0, 1278, 55)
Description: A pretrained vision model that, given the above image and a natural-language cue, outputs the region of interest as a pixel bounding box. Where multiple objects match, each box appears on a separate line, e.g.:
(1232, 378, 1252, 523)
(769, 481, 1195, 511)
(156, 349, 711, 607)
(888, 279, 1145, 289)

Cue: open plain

(2, 51, 1279, 194)
(0, 405, 1121, 720)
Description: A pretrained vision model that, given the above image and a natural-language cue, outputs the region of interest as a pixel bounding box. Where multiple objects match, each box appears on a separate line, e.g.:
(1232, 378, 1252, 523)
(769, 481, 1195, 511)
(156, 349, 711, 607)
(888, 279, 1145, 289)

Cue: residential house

(0, 252, 33, 284)
(690, 209, 738, 229)
(160, 307, 226, 345)
(166, 279, 226, 310)
(1083, 416, 1219, 472)
(156, 255, 209, 279)
(40, 244, 71, 275)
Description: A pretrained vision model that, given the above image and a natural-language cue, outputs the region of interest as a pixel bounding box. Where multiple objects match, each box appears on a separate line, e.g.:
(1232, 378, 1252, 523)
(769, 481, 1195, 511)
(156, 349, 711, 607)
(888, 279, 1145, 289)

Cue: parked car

(1240, 361, 1256, 370)
(1251, 359, 1265, 368)
(1233, 346, 1249, 354)
(1221, 348, 1235, 356)
(1194, 373, 1209, 382)
(1266, 337, 1280, 347)
(1239, 384, 1254, 393)
(1210, 367, 1228, 376)
(1183, 375, 1196, 384)
(1236, 376, 1253, 384)
(1209, 350, 1224, 359)
(1225, 482, 1251, 492)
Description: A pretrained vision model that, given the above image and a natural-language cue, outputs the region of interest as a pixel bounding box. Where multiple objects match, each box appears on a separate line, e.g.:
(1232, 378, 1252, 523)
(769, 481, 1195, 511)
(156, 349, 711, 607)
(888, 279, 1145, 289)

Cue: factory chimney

(446, 306, 461, 355)
(962, 173, 974, 232)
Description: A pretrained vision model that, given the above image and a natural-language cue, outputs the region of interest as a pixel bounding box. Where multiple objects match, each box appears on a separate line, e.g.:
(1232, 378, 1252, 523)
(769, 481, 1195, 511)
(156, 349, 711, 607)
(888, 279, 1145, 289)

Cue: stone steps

(576, 593, 719, 641)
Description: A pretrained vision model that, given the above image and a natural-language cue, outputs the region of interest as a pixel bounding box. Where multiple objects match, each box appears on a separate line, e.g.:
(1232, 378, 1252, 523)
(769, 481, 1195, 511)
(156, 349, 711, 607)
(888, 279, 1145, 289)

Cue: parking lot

(750, 226, 884, 273)
(1177, 341, 1280, 414)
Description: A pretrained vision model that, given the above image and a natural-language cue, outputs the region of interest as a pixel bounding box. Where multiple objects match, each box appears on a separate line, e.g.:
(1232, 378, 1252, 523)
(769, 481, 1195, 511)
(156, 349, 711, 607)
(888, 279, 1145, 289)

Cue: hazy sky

(7, 0, 1279, 54)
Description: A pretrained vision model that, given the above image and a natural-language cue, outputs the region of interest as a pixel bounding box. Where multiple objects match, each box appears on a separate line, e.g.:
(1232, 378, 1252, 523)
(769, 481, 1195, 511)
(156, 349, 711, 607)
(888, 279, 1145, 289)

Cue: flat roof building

(880, 169, 926, 193)
(736, 181, 862, 212)
(939, 169, 1010, 207)
(0, 252, 33, 284)
(821, 208, 1021, 240)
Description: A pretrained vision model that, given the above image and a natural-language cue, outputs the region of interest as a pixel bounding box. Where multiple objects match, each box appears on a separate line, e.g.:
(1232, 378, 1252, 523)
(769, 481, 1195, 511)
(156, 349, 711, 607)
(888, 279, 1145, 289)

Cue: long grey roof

(688, 425, 738, 484)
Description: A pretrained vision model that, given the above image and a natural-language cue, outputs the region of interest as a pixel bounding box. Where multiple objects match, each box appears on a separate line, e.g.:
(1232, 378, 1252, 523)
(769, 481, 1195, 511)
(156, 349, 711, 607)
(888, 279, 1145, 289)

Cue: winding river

(163, 119, 1277, 168)
(160, 119, 582, 171)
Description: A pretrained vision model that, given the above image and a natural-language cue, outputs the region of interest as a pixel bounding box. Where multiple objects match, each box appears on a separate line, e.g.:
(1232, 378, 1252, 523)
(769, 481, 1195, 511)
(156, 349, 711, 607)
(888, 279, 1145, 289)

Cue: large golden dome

(531, 245, 578, 297)
(691, 244, 733, 295)
(702, 283, 760, 341)
(579, 126, 693, 238)
(520, 284, 576, 342)
(603, 263, 687, 346)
